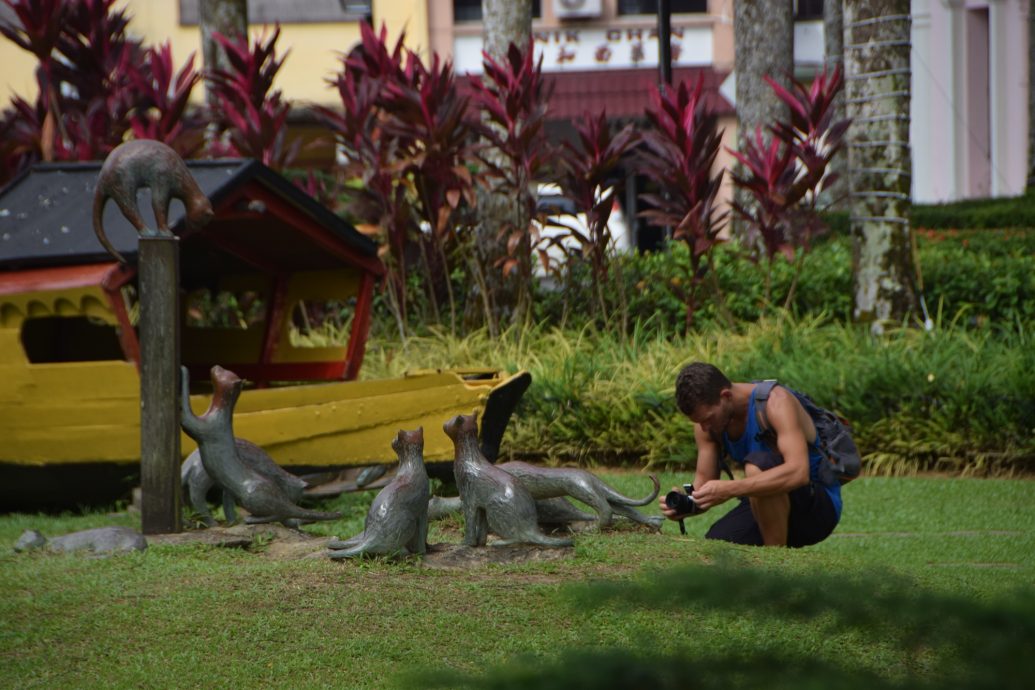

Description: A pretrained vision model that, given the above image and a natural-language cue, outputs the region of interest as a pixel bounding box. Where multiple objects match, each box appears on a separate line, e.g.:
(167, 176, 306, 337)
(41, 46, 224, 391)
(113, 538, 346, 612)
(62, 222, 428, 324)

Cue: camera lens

(665, 490, 695, 514)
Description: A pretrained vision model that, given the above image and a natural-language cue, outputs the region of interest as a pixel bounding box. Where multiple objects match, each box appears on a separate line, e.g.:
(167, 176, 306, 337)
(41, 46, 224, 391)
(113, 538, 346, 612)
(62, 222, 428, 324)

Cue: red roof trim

(0, 262, 122, 296)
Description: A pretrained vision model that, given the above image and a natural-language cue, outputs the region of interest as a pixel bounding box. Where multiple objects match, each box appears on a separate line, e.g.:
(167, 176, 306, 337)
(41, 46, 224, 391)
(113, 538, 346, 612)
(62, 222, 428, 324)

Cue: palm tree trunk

(844, 0, 918, 331)
(733, 0, 794, 230)
(467, 0, 533, 332)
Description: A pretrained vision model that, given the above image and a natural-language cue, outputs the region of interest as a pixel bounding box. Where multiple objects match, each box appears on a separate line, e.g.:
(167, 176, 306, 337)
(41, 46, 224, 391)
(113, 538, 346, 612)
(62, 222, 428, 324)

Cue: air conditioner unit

(553, 0, 602, 19)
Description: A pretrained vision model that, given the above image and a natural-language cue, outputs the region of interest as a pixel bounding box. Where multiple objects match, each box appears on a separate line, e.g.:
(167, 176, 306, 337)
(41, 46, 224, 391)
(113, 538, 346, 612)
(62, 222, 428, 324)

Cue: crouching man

(660, 362, 842, 547)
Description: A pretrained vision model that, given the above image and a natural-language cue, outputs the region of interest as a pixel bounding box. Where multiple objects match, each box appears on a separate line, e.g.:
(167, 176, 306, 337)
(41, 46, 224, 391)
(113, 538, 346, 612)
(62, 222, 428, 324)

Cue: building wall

(910, 0, 1029, 202)
(0, 0, 427, 108)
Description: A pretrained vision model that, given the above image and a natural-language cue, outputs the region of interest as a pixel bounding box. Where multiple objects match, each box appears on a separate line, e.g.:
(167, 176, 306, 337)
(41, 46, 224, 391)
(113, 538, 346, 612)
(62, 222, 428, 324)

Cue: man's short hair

(675, 362, 732, 416)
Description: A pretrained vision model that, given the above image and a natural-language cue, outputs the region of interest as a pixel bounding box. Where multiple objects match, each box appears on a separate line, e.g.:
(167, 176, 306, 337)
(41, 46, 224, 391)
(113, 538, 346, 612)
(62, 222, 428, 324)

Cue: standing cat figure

(445, 414, 572, 548)
(180, 365, 341, 527)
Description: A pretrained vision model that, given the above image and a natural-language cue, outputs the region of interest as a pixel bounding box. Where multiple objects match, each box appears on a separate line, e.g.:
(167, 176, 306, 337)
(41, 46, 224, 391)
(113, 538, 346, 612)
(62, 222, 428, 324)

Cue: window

(178, 0, 371, 25)
(454, 0, 541, 23)
(185, 289, 266, 330)
(289, 298, 356, 347)
(795, 0, 824, 20)
(617, 0, 707, 15)
(20, 317, 125, 363)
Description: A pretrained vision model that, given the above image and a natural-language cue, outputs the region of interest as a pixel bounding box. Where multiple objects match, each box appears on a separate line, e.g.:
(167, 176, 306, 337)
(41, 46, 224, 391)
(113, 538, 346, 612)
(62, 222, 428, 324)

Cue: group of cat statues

(182, 365, 664, 560)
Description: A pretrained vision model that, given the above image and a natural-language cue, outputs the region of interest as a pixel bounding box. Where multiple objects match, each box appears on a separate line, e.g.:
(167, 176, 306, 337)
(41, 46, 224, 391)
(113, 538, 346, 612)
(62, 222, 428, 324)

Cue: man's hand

(689, 479, 734, 511)
(658, 487, 684, 521)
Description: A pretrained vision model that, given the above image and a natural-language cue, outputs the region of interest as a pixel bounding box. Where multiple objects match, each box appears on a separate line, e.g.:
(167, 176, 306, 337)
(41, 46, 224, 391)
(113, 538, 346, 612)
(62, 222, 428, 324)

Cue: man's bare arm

(691, 423, 722, 490)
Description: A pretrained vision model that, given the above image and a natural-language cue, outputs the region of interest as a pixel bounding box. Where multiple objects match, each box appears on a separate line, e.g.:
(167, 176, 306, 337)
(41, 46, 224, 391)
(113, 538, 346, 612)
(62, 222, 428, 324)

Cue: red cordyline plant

(0, 0, 72, 163)
(205, 25, 298, 170)
(0, 0, 201, 183)
(382, 50, 480, 333)
(550, 110, 639, 326)
(314, 23, 420, 337)
(635, 76, 730, 330)
(47, 0, 147, 160)
(317, 23, 482, 337)
(728, 66, 850, 310)
(128, 42, 202, 156)
(1, 0, 139, 162)
(0, 96, 44, 185)
(468, 39, 554, 327)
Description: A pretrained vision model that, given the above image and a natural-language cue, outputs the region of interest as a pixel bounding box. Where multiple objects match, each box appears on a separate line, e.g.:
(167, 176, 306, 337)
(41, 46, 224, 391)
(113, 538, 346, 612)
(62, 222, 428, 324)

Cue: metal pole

(658, 0, 672, 89)
(657, 0, 673, 242)
(139, 235, 181, 534)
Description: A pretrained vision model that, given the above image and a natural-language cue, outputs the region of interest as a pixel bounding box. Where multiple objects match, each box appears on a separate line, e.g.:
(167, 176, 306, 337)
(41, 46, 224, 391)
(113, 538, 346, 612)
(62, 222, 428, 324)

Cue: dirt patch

(147, 524, 330, 559)
(419, 541, 575, 570)
(146, 525, 580, 567)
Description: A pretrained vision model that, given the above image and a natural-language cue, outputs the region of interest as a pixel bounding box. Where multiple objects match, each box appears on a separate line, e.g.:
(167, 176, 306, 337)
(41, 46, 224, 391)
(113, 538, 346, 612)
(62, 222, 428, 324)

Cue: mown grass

(1, 474, 1033, 689)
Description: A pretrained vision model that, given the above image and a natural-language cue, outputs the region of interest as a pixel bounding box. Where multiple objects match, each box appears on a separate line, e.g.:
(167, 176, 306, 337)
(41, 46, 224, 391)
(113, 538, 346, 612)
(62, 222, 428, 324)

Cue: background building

(0, 0, 1029, 207)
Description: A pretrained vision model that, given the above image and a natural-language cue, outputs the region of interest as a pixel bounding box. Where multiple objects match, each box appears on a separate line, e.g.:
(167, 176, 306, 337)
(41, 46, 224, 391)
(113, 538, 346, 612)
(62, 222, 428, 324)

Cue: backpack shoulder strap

(753, 379, 779, 433)
(709, 431, 736, 480)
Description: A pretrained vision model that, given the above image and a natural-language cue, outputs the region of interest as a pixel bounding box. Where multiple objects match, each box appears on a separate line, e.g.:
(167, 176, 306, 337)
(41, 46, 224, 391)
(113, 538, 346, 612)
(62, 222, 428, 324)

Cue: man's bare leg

(745, 463, 790, 546)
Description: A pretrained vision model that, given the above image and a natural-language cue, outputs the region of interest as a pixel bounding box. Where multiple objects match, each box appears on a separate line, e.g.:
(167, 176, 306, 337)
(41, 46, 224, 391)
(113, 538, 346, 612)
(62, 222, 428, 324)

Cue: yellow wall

(0, 0, 428, 107)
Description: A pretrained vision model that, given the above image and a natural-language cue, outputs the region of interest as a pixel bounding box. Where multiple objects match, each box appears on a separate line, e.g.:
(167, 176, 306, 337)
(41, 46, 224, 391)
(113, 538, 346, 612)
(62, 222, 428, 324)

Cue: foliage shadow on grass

(409, 559, 1035, 690)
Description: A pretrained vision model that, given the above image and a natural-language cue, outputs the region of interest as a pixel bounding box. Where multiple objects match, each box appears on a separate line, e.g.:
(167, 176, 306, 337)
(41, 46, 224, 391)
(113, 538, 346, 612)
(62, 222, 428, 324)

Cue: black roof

(0, 158, 377, 271)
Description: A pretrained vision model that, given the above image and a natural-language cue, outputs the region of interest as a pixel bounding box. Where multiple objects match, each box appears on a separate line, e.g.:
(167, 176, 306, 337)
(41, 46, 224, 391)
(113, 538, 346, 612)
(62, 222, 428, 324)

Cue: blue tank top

(722, 385, 843, 519)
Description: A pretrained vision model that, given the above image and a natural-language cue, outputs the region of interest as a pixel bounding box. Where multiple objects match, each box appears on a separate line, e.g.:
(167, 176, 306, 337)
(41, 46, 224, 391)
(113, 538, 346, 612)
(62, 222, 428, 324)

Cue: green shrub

(363, 219, 1032, 338)
(910, 191, 1035, 229)
(538, 229, 1032, 332)
(917, 229, 1035, 326)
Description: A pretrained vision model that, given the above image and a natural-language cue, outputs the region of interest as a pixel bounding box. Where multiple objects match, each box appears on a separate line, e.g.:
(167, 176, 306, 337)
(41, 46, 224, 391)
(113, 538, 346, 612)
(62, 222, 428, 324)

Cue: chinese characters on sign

(532, 26, 705, 71)
(453, 25, 712, 74)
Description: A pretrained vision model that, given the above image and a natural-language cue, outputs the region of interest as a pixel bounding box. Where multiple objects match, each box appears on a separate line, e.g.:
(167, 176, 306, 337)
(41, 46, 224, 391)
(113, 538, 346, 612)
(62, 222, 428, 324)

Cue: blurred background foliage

(2, 3, 1032, 477)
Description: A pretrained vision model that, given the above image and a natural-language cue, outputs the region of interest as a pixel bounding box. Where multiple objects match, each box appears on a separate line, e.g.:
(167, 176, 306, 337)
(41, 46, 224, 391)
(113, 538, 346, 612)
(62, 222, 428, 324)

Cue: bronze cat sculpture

(14, 527, 147, 554)
(181, 439, 308, 527)
(497, 461, 663, 530)
(180, 365, 341, 527)
(327, 428, 430, 559)
(93, 139, 214, 263)
(445, 414, 572, 548)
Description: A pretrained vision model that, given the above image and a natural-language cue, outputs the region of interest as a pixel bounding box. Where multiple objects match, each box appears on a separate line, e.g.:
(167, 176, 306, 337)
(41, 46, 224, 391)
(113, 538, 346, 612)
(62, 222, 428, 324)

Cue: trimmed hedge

(537, 228, 1035, 332)
(910, 191, 1035, 230)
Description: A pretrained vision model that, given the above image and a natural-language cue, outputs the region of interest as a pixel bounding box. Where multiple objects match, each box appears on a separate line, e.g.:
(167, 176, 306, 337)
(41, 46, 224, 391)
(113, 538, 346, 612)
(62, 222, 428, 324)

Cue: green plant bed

(1, 475, 1033, 689)
(362, 318, 1035, 476)
(534, 227, 1035, 334)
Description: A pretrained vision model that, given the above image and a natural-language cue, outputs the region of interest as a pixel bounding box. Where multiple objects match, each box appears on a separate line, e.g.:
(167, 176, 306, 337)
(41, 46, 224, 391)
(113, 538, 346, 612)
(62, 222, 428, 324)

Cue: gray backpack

(753, 380, 862, 485)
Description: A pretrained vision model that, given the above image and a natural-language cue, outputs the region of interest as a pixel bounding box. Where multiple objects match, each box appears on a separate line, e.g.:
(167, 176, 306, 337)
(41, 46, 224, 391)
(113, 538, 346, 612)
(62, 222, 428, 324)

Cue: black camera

(665, 484, 700, 516)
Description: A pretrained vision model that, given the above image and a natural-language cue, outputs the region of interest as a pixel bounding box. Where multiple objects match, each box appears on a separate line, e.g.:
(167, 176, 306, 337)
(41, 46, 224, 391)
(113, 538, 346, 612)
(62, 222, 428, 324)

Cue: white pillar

(988, 0, 1029, 197)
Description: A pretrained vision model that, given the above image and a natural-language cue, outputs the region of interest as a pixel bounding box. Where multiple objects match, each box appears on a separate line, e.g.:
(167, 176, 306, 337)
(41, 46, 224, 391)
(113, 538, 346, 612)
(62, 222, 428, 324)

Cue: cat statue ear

(92, 139, 214, 264)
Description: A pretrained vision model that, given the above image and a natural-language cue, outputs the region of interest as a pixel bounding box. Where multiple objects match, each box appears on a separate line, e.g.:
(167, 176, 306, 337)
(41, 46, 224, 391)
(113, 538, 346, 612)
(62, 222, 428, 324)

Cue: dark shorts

(705, 451, 839, 548)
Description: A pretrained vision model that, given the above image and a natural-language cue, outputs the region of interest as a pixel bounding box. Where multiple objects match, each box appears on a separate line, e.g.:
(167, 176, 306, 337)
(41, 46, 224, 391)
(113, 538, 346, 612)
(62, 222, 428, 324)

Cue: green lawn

(1, 474, 1033, 689)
